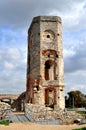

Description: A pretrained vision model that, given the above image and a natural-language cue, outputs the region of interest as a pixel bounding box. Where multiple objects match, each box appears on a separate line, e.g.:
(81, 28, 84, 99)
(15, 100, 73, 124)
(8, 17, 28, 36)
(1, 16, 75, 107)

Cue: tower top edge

(28, 16, 62, 33)
(28, 16, 62, 32)
(32, 16, 61, 22)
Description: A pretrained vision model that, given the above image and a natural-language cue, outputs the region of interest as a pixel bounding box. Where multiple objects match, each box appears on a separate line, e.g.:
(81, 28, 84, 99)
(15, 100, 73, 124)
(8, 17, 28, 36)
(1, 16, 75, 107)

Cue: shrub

(0, 120, 10, 125)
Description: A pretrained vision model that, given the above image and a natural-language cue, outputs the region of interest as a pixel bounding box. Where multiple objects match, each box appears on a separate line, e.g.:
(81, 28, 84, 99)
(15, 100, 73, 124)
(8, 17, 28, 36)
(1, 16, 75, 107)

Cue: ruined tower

(26, 16, 65, 109)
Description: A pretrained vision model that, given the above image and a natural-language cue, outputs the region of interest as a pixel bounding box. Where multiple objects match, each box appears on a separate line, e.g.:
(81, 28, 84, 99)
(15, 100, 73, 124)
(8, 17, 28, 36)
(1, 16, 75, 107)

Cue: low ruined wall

(25, 103, 84, 124)
(25, 103, 53, 121)
(25, 103, 61, 122)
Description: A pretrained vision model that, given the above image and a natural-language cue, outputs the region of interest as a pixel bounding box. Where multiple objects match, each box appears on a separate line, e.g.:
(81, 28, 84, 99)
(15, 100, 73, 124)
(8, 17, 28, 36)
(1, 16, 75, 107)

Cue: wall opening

(1, 98, 11, 105)
(45, 60, 56, 80)
(47, 35, 50, 38)
(45, 88, 56, 108)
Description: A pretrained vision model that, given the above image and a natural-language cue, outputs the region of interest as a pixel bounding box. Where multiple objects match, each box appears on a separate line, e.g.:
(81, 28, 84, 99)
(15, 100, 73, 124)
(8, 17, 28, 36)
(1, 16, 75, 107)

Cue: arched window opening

(45, 61, 50, 80)
(45, 60, 56, 80)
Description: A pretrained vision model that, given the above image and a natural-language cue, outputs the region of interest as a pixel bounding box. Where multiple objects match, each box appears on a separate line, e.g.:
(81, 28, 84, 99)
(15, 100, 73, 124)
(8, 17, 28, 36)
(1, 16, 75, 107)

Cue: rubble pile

(0, 101, 11, 120)
(25, 103, 84, 124)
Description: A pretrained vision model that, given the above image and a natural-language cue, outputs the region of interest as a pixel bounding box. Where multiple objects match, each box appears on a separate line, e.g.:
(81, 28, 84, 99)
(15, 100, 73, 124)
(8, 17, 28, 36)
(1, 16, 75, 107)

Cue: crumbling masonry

(26, 16, 65, 110)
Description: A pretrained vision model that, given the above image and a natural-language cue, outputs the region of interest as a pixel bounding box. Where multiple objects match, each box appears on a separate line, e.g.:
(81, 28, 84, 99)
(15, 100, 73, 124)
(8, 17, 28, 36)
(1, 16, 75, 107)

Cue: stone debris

(25, 103, 85, 125)
(0, 101, 11, 120)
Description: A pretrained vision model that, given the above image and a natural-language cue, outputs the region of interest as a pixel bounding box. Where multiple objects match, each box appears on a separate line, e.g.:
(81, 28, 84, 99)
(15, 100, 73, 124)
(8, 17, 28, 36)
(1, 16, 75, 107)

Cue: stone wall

(25, 103, 84, 124)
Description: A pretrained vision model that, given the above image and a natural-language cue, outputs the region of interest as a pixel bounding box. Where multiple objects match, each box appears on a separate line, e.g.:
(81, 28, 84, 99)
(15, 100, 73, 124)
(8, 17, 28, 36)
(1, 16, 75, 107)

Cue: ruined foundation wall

(25, 103, 84, 124)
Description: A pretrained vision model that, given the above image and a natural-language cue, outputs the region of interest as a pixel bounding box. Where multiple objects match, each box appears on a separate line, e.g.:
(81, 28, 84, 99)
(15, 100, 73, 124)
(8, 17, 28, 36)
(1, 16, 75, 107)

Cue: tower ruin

(26, 16, 65, 109)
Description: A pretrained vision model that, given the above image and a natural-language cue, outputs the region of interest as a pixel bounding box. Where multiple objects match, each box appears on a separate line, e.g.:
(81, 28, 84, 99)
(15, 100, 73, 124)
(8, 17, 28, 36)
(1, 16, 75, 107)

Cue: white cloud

(65, 83, 86, 95)
(0, 46, 26, 94)
(0, 0, 85, 30)
(62, 1, 86, 30)
(65, 70, 86, 95)
(0, 0, 86, 94)
(4, 61, 14, 69)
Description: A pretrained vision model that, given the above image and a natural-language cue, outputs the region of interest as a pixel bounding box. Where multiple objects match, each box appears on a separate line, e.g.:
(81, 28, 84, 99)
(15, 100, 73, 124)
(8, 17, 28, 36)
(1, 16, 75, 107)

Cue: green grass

(73, 127, 86, 130)
(76, 111, 86, 115)
(76, 111, 86, 118)
(0, 120, 10, 125)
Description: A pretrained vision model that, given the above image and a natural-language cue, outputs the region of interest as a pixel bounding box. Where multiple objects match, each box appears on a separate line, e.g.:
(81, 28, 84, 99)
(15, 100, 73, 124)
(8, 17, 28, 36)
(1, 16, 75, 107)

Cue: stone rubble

(0, 101, 11, 120)
(25, 103, 84, 124)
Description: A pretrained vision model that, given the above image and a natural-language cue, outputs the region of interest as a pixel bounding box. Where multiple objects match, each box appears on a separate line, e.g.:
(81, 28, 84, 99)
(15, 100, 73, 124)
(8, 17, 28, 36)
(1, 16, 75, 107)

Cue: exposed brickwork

(26, 16, 65, 109)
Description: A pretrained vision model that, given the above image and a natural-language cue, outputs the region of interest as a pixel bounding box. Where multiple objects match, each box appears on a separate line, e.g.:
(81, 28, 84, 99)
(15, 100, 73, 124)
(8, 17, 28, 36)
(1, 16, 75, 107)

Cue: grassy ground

(73, 127, 86, 130)
(76, 111, 86, 118)
(73, 111, 86, 130)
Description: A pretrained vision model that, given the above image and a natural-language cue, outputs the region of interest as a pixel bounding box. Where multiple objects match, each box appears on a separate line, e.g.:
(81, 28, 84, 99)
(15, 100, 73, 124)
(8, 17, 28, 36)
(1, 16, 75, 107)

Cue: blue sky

(0, 0, 86, 95)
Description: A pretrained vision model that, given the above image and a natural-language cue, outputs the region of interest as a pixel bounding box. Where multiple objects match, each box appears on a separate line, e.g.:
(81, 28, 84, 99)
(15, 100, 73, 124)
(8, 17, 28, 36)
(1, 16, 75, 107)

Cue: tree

(66, 90, 86, 108)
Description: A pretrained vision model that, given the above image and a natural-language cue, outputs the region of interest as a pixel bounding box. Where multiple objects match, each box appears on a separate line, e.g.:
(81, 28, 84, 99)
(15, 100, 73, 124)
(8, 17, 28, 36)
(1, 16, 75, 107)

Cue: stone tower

(26, 16, 65, 109)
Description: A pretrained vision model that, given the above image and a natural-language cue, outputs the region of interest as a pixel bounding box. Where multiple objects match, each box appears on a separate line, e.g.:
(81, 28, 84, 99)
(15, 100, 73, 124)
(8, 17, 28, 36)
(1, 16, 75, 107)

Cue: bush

(0, 120, 10, 125)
